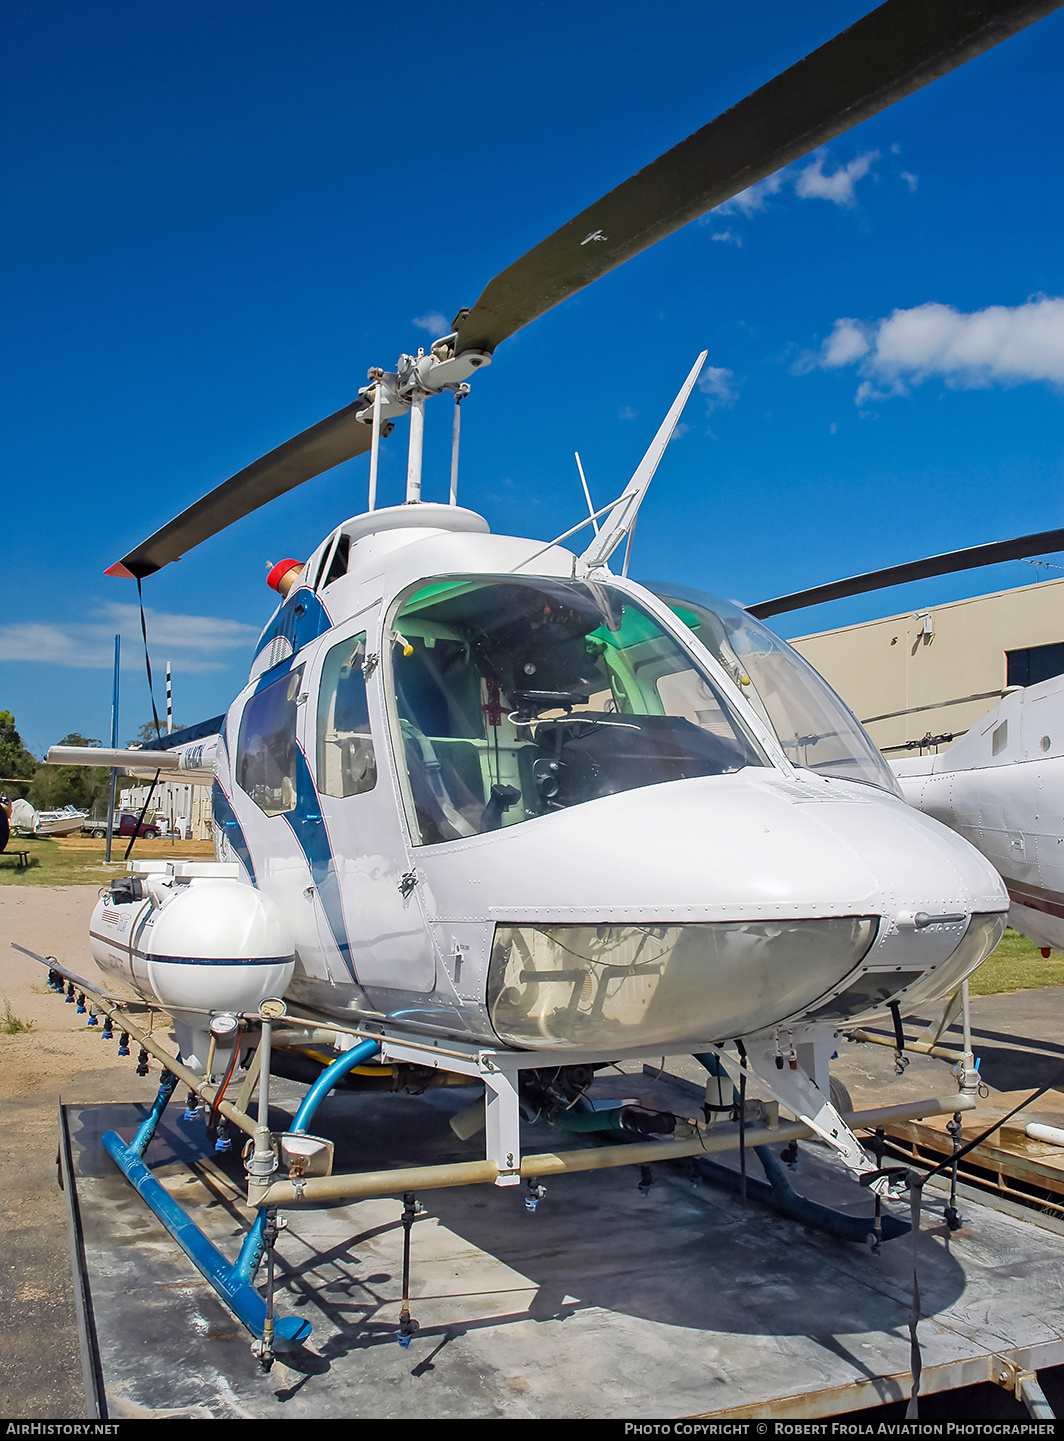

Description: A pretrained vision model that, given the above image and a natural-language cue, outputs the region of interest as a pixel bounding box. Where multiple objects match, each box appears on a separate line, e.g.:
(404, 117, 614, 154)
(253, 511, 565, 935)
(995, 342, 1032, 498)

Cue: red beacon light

(266, 559, 304, 599)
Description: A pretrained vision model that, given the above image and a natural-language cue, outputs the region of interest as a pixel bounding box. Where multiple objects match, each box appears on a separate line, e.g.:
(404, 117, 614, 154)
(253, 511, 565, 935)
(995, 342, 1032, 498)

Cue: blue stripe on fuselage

(211, 780, 257, 885)
(283, 747, 355, 981)
(254, 588, 331, 664)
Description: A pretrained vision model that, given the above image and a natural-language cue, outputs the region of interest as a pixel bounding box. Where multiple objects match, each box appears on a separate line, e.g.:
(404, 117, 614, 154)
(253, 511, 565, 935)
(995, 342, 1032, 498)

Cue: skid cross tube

(250, 1093, 975, 1207)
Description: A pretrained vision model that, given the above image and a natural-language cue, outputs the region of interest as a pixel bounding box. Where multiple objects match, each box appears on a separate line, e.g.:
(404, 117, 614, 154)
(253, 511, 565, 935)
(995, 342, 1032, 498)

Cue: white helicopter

(895, 680, 1064, 956)
(751, 530, 1064, 957)
(34, 0, 1060, 1361)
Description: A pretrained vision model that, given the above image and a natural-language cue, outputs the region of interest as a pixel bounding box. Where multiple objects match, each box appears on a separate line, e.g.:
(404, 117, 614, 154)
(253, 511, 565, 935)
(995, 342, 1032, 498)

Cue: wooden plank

(881, 1089, 1064, 1209)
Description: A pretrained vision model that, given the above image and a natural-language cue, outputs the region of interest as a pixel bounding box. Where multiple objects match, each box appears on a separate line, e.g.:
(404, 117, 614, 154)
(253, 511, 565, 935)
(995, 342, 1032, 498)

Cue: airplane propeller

(107, 0, 1063, 581)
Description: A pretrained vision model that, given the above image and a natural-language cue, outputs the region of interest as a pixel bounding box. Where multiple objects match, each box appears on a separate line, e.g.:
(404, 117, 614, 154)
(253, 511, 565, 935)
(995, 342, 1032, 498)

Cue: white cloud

(711, 229, 742, 247)
(812, 296, 1064, 402)
(900, 171, 918, 192)
(793, 150, 878, 208)
(412, 312, 449, 336)
(710, 147, 879, 231)
(698, 366, 739, 411)
(820, 319, 872, 368)
(0, 602, 260, 672)
(712, 173, 784, 217)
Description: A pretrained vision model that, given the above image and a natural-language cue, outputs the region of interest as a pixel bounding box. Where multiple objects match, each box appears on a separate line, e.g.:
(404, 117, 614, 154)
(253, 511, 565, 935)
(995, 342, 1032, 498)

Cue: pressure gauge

(209, 1012, 240, 1039)
(259, 997, 287, 1020)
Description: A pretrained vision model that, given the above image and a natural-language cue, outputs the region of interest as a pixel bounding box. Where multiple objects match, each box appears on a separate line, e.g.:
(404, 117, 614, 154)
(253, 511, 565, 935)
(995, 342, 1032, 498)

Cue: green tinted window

(389, 576, 767, 845)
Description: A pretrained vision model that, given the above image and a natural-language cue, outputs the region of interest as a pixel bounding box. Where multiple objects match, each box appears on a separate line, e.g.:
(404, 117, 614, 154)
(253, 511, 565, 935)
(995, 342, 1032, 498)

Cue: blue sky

(3, 1, 1063, 755)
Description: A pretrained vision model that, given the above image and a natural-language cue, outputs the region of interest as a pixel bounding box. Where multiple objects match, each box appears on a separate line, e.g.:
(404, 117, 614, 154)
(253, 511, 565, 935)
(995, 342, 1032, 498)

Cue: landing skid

(24, 943, 972, 1357)
(59, 1087, 1064, 1420)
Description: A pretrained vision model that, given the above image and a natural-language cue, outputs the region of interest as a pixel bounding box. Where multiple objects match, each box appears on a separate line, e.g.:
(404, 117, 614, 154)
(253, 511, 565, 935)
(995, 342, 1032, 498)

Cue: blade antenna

(575, 452, 599, 534)
(367, 376, 383, 512)
(581, 351, 708, 571)
(450, 384, 471, 507)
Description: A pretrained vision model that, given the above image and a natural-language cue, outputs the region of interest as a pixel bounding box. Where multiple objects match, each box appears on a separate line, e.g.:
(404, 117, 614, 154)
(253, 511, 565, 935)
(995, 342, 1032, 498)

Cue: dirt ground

(0, 885, 177, 1093)
(0, 886, 162, 1417)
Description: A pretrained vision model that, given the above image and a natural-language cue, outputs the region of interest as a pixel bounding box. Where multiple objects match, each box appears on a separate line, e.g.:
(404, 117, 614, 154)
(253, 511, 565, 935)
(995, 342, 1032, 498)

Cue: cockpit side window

(321, 534, 350, 589)
(316, 633, 377, 798)
(236, 666, 303, 815)
(310, 534, 337, 592)
(389, 576, 769, 845)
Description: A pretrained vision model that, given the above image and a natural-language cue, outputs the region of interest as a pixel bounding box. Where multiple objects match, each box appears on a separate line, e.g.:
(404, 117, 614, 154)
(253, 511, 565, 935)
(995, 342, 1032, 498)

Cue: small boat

(10, 798, 37, 834)
(35, 806, 89, 837)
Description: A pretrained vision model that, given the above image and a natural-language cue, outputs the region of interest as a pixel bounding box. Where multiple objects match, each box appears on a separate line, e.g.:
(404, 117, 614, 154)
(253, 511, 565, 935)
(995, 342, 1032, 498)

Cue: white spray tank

(90, 861, 295, 1067)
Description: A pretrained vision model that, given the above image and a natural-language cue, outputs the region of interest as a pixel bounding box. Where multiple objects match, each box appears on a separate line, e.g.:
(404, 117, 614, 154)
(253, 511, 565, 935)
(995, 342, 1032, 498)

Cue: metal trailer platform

(61, 1078, 1064, 1421)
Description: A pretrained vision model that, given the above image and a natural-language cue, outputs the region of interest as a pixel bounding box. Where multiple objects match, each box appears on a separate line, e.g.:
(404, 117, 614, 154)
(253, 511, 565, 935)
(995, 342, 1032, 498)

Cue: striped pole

(105, 635, 120, 863)
(166, 662, 172, 735)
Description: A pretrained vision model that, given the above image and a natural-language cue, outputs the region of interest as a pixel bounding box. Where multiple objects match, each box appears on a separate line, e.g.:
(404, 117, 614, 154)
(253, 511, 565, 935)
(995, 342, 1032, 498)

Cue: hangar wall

(789, 574, 1064, 757)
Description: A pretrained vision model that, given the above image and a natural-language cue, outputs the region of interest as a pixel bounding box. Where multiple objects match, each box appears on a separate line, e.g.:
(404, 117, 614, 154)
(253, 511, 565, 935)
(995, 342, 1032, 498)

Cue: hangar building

(789, 574, 1064, 757)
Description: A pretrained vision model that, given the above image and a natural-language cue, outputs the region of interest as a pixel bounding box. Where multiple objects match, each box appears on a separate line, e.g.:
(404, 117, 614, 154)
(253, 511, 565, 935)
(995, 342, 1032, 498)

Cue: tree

(128, 720, 186, 747)
(29, 732, 110, 813)
(0, 711, 37, 792)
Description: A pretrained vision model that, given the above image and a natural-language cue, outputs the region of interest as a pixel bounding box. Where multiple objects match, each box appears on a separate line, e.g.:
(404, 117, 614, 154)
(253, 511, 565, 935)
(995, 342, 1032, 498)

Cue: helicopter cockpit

(383, 572, 902, 848)
(387, 575, 772, 846)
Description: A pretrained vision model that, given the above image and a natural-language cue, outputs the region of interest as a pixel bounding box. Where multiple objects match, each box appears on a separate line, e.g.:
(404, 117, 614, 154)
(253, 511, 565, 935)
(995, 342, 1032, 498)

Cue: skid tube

(22, 945, 977, 1345)
(18, 947, 304, 1346)
(101, 1112, 311, 1349)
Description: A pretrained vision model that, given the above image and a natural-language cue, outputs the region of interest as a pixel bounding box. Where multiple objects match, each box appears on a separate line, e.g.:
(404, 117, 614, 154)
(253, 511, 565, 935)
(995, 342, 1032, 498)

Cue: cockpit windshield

(648, 584, 902, 798)
(389, 576, 770, 845)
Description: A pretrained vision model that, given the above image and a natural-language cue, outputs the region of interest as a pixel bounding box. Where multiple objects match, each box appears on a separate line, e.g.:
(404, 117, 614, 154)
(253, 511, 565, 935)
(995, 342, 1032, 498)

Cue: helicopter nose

(419, 770, 1007, 1050)
(428, 769, 1005, 917)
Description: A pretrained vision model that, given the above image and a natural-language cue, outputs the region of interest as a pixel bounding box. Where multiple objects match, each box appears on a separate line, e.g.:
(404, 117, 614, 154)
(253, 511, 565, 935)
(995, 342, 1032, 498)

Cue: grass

(1, 999, 35, 1034)
(970, 927, 1064, 996)
(0, 833, 215, 886)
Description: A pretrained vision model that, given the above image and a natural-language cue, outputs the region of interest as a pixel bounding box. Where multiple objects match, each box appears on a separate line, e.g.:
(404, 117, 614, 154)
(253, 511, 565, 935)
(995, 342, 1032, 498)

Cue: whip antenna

(575, 453, 599, 534)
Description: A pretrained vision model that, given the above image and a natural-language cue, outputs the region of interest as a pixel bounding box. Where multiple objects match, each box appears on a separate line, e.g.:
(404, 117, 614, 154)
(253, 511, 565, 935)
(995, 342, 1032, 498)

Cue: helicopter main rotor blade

(748, 527, 1064, 620)
(454, 0, 1061, 356)
(106, 400, 374, 578)
(108, 0, 1062, 578)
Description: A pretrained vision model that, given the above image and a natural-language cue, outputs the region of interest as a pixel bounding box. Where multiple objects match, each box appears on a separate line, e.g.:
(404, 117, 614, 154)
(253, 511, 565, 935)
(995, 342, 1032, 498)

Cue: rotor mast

(354, 336, 490, 508)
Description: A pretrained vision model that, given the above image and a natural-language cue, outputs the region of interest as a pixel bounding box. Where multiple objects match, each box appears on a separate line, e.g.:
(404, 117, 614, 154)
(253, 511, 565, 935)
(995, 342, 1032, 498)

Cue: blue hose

(691, 1053, 910, 1243)
(290, 1038, 381, 1134)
